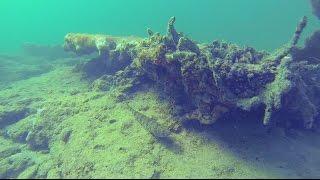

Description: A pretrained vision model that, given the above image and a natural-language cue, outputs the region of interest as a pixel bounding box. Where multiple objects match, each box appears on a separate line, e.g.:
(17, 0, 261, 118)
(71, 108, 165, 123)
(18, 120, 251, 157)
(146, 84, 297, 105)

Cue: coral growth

(64, 16, 320, 130)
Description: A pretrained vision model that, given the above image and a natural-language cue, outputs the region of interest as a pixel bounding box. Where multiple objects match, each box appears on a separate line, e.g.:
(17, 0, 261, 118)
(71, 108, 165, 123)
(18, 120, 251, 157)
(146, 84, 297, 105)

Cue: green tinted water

(0, 0, 319, 53)
(1, 1, 320, 179)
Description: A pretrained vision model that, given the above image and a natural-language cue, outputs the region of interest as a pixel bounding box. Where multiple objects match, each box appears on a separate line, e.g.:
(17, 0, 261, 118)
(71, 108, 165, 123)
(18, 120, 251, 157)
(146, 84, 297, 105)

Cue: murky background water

(0, 0, 319, 53)
(1, 0, 320, 179)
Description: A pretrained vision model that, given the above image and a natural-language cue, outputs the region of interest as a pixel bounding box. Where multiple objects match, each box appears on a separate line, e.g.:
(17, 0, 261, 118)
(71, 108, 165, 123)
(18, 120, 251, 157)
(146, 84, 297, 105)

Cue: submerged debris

(64, 15, 320, 130)
(126, 103, 183, 153)
(126, 104, 171, 139)
(291, 16, 308, 47)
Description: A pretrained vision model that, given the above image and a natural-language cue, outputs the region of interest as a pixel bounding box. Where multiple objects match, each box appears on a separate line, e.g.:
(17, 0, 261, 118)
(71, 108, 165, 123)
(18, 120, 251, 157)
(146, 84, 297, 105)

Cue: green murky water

(1, 0, 320, 179)
(0, 0, 319, 53)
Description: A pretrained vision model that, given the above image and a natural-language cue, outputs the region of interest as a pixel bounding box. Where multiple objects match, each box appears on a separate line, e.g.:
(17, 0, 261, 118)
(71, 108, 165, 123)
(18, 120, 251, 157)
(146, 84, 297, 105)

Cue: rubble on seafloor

(64, 15, 320, 131)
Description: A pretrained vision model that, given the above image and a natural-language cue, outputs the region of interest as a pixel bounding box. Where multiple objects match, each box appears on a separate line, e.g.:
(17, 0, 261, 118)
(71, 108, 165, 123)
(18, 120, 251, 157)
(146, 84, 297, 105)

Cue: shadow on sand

(156, 136, 183, 154)
(182, 110, 320, 178)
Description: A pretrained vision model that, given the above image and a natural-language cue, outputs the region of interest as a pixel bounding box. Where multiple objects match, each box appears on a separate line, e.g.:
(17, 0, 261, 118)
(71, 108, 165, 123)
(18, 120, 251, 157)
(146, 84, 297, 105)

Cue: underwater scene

(1, 0, 320, 179)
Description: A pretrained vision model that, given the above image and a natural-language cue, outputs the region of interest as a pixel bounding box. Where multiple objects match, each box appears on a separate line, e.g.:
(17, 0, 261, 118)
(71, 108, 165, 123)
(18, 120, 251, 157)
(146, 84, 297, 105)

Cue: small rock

(70, 89, 80, 95)
(109, 119, 117, 124)
(151, 170, 161, 179)
(61, 130, 72, 143)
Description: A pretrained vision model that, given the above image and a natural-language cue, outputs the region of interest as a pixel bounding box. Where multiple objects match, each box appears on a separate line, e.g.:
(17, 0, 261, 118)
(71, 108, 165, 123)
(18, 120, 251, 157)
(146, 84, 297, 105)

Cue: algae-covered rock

(64, 33, 117, 55)
(0, 153, 35, 178)
(177, 37, 200, 55)
(3, 116, 35, 142)
(17, 165, 38, 179)
(0, 106, 30, 128)
(0, 146, 21, 161)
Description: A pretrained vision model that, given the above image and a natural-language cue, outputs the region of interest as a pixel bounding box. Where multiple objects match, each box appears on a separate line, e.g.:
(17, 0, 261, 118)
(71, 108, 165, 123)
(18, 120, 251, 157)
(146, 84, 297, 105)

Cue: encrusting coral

(64, 15, 320, 130)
